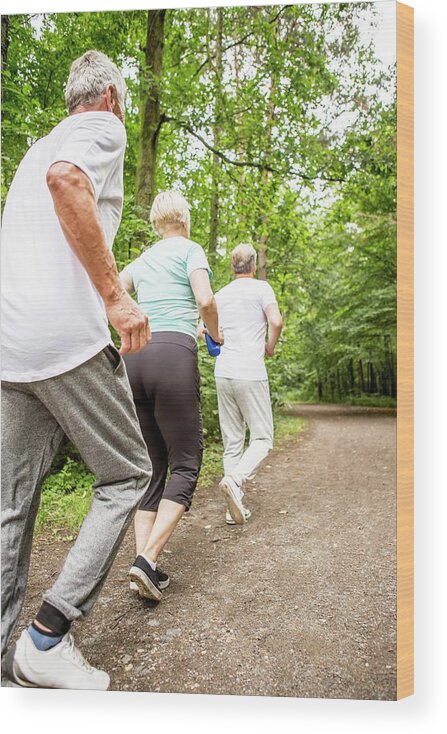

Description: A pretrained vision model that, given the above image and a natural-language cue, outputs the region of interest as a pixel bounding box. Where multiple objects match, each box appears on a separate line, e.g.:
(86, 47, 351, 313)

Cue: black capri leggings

(123, 332, 203, 512)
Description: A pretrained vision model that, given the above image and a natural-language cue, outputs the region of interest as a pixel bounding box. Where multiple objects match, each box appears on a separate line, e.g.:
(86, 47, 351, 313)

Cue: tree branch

(193, 5, 294, 77)
(163, 114, 281, 173)
(161, 114, 347, 184)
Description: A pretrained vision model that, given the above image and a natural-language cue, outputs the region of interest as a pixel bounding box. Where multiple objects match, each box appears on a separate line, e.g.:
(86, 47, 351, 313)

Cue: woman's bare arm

(119, 267, 134, 294)
(189, 269, 221, 344)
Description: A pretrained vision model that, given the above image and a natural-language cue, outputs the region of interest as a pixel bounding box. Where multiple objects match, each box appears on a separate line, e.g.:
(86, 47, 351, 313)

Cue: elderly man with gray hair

(211, 244, 283, 525)
(1, 51, 152, 689)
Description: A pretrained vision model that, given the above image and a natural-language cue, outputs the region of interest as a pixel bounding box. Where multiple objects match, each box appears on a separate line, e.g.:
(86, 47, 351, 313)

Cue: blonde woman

(120, 190, 222, 601)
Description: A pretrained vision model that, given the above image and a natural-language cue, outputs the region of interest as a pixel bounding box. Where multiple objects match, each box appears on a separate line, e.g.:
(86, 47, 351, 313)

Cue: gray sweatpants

(1, 345, 151, 655)
(216, 378, 274, 488)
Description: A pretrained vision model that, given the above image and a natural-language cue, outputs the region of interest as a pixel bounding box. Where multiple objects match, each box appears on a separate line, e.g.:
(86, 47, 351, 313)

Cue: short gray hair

(231, 244, 257, 274)
(65, 50, 126, 113)
(150, 190, 191, 234)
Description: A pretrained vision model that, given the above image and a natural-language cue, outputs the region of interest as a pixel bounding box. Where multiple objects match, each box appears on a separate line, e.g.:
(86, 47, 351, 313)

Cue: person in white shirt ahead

(203, 244, 283, 525)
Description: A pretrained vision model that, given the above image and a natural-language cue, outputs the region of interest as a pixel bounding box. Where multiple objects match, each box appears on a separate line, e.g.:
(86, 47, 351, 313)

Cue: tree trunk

(380, 370, 388, 396)
(367, 362, 377, 394)
(233, 41, 250, 244)
(329, 373, 335, 402)
(358, 358, 365, 393)
(317, 375, 323, 401)
(336, 368, 342, 399)
(209, 7, 223, 267)
(1, 16, 10, 106)
(385, 335, 396, 398)
(348, 359, 355, 393)
(257, 16, 279, 281)
(135, 10, 165, 220)
(389, 353, 396, 398)
(234, 42, 246, 232)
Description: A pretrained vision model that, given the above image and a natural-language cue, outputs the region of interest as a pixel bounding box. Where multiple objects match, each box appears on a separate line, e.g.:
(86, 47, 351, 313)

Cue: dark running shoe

(130, 567, 170, 594)
(129, 568, 170, 595)
(129, 555, 162, 600)
(157, 569, 170, 590)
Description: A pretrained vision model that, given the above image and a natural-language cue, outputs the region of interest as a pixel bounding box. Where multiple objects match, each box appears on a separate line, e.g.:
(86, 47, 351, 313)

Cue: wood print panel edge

(396, 1, 414, 701)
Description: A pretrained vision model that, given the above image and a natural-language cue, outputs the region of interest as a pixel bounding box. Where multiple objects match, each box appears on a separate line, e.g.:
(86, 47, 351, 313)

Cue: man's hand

(204, 325, 225, 345)
(105, 291, 151, 354)
(265, 341, 275, 358)
(197, 322, 224, 345)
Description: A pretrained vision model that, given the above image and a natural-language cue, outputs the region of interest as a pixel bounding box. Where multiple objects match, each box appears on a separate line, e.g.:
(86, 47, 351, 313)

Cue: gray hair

(231, 244, 257, 274)
(150, 190, 191, 234)
(65, 50, 126, 113)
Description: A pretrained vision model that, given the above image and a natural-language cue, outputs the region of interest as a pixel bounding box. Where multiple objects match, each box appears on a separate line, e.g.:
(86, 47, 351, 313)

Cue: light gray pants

(1, 345, 152, 654)
(216, 378, 274, 488)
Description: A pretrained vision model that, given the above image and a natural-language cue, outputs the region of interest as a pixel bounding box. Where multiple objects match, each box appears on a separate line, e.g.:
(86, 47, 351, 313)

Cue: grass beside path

(282, 390, 396, 410)
(36, 411, 304, 539)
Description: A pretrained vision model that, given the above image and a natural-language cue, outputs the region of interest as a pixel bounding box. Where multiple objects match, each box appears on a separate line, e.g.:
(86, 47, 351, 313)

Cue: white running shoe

(219, 476, 246, 525)
(225, 508, 251, 525)
(6, 629, 110, 690)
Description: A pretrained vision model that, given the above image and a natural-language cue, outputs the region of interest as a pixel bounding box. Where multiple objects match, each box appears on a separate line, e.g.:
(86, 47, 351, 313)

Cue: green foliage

(338, 395, 396, 409)
(37, 458, 94, 537)
(2, 4, 397, 420)
(198, 345, 221, 442)
(36, 411, 303, 536)
(273, 414, 304, 442)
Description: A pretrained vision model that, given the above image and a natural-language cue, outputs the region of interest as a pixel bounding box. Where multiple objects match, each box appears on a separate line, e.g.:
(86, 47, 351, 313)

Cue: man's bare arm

(264, 302, 283, 357)
(47, 162, 150, 354)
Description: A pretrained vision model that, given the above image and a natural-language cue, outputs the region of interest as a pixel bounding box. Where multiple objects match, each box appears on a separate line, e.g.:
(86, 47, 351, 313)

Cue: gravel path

(16, 405, 397, 699)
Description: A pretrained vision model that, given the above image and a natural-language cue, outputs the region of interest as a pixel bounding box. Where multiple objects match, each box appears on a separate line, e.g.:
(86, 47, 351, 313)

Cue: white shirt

(1, 112, 126, 382)
(214, 277, 278, 381)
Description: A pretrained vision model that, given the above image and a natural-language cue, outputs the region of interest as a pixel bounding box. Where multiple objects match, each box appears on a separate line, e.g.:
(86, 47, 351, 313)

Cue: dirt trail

(17, 405, 397, 700)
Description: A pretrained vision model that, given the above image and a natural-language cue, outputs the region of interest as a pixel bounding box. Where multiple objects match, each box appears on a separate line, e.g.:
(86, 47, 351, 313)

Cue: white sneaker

(226, 508, 251, 525)
(219, 476, 246, 525)
(6, 629, 110, 690)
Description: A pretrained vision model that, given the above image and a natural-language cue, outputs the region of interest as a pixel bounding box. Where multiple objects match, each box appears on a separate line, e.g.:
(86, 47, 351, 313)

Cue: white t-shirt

(1, 112, 126, 382)
(214, 277, 278, 381)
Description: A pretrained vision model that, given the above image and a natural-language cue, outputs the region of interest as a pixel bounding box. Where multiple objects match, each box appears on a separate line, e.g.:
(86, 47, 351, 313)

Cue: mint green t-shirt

(124, 236, 212, 339)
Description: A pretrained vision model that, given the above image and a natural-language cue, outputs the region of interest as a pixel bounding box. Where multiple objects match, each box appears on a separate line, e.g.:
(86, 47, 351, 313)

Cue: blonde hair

(150, 190, 191, 234)
(65, 50, 126, 113)
(231, 244, 257, 274)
